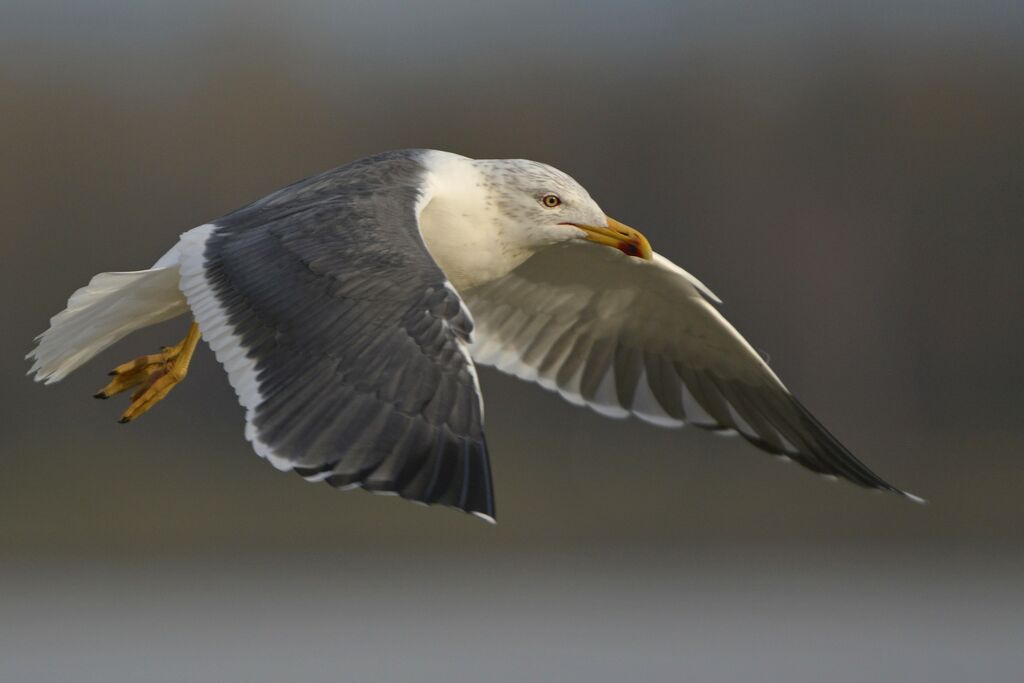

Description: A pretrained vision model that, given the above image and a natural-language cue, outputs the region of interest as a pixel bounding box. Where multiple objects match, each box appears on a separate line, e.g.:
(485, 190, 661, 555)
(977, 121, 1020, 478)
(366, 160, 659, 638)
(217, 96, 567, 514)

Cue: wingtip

(900, 490, 928, 505)
(471, 511, 497, 525)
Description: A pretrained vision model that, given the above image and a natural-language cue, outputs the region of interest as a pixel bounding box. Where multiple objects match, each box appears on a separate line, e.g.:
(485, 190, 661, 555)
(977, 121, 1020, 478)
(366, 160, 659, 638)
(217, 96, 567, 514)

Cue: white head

(419, 151, 652, 289)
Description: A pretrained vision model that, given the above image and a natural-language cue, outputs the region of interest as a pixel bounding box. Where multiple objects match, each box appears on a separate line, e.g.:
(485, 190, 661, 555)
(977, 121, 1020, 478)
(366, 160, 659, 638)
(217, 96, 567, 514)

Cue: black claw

(118, 416, 131, 424)
(93, 392, 108, 400)
(108, 370, 117, 376)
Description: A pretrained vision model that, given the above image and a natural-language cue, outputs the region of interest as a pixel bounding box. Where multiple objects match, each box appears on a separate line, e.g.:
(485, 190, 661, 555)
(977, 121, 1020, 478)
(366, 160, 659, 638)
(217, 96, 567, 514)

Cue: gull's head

(476, 158, 653, 261)
(419, 151, 653, 289)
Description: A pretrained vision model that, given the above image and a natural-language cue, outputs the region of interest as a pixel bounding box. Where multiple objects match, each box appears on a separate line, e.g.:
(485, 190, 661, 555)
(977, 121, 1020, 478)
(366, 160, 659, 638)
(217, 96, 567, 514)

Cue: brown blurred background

(2, 1, 1023, 681)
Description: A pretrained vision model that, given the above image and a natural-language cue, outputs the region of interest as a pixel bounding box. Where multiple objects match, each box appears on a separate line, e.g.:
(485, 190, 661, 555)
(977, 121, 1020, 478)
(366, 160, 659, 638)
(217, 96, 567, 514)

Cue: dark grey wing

(178, 152, 494, 520)
(463, 241, 920, 503)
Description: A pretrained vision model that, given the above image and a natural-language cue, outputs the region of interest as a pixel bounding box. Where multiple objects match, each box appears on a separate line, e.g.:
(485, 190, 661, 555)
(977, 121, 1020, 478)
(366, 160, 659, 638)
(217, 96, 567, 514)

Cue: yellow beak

(572, 216, 653, 260)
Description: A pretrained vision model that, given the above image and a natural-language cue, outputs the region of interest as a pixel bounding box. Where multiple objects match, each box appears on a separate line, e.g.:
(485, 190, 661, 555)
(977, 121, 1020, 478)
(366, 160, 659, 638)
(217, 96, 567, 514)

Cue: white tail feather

(27, 266, 189, 383)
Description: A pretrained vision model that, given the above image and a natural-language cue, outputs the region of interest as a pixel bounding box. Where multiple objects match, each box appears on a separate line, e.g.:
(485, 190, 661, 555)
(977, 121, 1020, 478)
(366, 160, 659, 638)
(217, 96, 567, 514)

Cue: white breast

(417, 150, 534, 291)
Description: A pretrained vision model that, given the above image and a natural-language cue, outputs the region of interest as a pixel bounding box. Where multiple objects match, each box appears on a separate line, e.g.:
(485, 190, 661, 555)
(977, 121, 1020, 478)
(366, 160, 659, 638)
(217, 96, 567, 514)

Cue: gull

(27, 149, 921, 522)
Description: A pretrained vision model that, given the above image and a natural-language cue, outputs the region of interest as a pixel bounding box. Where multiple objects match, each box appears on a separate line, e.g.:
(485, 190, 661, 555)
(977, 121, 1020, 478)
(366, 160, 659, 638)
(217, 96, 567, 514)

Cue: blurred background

(2, 1, 1023, 680)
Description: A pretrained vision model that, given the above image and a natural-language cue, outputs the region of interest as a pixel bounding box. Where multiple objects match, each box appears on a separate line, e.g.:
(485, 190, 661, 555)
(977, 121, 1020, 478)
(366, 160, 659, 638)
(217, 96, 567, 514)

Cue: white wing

(461, 241, 919, 500)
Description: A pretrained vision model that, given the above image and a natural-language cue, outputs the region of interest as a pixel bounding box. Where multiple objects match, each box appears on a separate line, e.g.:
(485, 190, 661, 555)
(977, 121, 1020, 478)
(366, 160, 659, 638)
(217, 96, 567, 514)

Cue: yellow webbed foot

(95, 321, 201, 423)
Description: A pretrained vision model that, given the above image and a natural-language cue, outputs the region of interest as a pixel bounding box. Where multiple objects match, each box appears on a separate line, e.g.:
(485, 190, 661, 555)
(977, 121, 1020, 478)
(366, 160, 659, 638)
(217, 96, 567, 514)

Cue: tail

(27, 266, 189, 383)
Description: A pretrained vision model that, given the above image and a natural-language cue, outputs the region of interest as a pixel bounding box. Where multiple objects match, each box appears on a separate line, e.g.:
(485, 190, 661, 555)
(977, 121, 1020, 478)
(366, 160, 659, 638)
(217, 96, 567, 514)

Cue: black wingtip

(294, 435, 497, 523)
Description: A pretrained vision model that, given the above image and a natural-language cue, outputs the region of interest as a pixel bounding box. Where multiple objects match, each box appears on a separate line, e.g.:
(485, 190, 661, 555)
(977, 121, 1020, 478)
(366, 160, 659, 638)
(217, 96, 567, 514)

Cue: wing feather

(177, 152, 495, 519)
(461, 241, 917, 501)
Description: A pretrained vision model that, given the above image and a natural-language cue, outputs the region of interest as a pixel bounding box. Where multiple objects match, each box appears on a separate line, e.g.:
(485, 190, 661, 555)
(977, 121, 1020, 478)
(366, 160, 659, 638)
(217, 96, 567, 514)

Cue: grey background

(1, 1, 1022, 681)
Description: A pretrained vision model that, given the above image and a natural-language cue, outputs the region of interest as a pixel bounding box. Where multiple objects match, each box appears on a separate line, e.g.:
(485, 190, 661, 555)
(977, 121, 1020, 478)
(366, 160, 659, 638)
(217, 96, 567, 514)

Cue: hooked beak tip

(568, 216, 653, 261)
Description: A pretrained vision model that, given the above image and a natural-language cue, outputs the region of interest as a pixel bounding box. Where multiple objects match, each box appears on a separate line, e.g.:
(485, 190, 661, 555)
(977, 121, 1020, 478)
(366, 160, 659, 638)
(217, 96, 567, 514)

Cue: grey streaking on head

(27, 149, 922, 523)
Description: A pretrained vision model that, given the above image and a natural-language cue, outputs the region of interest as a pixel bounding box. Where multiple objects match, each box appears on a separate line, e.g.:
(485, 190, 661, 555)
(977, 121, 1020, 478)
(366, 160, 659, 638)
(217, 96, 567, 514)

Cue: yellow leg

(94, 321, 201, 423)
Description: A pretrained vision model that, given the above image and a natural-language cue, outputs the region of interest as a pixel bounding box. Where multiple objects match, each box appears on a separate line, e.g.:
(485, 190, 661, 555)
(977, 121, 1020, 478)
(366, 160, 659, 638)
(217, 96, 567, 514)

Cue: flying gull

(27, 149, 921, 521)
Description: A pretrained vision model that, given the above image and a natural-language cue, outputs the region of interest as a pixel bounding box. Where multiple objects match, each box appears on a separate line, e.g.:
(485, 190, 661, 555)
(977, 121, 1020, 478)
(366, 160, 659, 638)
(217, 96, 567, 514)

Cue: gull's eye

(541, 193, 562, 208)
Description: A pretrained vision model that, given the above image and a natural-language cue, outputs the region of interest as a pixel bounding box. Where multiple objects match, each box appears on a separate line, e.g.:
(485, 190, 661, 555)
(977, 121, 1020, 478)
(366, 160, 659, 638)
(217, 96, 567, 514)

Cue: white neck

(416, 150, 534, 291)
